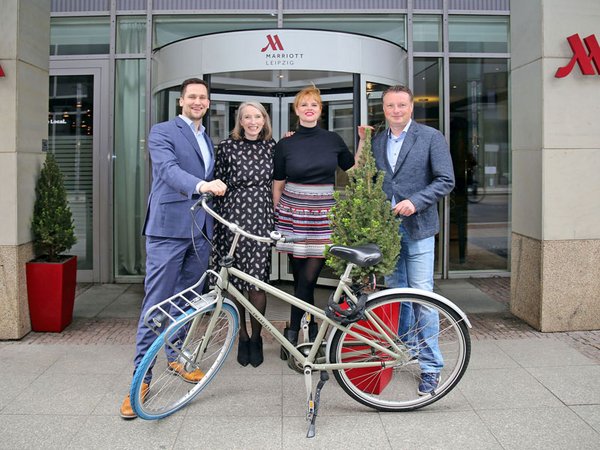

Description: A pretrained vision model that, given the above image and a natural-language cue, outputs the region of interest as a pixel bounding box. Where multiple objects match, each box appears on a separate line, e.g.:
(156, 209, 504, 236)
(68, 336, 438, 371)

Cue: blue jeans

(385, 224, 443, 373)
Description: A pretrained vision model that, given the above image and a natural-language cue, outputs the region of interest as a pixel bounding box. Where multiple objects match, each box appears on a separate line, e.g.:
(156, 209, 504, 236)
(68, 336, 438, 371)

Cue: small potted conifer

(326, 128, 401, 394)
(326, 127, 401, 283)
(26, 153, 77, 332)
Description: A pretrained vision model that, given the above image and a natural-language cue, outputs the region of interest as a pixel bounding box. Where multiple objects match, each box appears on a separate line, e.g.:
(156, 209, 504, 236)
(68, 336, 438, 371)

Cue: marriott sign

(555, 33, 600, 78)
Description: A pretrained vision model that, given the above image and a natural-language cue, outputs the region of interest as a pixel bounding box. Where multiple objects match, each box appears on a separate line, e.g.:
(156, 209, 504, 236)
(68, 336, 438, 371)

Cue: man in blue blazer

(359, 85, 455, 396)
(121, 78, 227, 419)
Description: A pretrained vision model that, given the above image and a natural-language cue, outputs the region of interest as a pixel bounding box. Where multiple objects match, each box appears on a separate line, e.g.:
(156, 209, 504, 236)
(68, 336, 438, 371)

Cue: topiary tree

(31, 153, 76, 262)
(326, 128, 401, 281)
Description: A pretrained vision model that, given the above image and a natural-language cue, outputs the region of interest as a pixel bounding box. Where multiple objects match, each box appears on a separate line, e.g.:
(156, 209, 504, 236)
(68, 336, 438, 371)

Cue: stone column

(510, 0, 600, 331)
(0, 0, 50, 339)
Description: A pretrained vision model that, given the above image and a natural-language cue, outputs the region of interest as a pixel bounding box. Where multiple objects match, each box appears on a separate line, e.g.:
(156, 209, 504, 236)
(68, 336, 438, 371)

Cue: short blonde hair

(231, 102, 273, 141)
(293, 85, 322, 111)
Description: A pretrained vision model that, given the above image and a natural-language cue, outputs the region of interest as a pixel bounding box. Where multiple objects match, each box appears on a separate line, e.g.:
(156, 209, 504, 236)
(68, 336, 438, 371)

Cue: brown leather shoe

(168, 361, 205, 383)
(119, 382, 149, 419)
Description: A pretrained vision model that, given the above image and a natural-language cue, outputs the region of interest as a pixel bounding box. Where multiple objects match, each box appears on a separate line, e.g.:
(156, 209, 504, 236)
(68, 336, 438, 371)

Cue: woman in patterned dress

(272, 86, 361, 361)
(213, 102, 276, 367)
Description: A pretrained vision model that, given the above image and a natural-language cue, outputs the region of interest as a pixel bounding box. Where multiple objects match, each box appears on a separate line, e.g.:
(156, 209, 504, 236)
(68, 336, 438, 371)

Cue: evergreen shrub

(31, 153, 76, 262)
(326, 128, 401, 281)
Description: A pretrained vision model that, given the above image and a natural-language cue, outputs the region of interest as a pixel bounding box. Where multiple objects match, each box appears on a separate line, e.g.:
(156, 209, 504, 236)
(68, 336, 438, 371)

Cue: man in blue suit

(359, 85, 455, 396)
(120, 78, 227, 419)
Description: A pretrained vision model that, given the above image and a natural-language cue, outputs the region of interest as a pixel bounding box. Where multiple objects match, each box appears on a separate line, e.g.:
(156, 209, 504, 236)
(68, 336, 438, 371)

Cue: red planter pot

(341, 301, 400, 394)
(26, 256, 77, 332)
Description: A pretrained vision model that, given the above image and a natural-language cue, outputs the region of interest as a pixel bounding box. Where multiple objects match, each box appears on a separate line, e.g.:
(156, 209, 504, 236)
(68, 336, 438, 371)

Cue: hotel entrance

(152, 30, 406, 284)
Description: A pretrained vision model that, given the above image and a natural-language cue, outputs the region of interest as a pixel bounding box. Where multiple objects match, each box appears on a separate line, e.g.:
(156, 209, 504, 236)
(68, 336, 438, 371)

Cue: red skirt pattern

(274, 182, 335, 258)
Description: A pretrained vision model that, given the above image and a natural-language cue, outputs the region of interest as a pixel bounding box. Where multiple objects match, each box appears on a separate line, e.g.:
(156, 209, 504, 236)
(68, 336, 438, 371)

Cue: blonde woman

(272, 85, 360, 361)
(212, 102, 276, 368)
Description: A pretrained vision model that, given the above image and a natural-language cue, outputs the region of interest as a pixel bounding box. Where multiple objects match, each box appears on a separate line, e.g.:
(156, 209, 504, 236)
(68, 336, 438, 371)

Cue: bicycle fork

(304, 368, 329, 438)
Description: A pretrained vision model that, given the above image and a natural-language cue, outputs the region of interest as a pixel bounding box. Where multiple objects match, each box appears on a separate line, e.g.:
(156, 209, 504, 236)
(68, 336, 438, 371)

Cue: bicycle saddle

(328, 243, 383, 267)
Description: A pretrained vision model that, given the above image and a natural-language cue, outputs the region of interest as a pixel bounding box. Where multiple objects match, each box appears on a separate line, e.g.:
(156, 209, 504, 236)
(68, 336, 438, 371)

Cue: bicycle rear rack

(143, 272, 218, 337)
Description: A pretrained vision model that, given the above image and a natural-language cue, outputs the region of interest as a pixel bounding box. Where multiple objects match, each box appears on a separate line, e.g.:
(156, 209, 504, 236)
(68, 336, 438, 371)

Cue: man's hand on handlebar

(200, 179, 227, 196)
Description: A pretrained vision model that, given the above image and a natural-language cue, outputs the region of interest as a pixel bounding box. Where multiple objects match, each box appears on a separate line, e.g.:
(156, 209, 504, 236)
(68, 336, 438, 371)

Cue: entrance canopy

(152, 29, 407, 93)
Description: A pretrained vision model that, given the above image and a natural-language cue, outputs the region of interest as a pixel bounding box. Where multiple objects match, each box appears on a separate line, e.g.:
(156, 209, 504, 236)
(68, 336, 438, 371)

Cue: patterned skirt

(274, 182, 335, 258)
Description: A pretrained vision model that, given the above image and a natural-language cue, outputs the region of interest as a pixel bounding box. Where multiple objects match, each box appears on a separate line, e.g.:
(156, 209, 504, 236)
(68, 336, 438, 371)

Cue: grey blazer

(372, 121, 455, 240)
(142, 116, 215, 239)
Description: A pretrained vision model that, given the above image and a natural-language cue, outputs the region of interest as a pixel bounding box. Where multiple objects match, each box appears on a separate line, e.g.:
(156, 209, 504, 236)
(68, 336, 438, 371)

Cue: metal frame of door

(49, 59, 112, 283)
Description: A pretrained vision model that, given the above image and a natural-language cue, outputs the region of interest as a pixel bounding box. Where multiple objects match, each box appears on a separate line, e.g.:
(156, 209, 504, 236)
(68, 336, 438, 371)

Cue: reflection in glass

(448, 16, 509, 53)
(412, 59, 443, 274)
(153, 15, 277, 48)
(114, 60, 147, 276)
(48, 75, 94, 270)
(413, 15, 442, 52)
(413, 58, 442, 131)
(283, 14, 406, 47)
(449, 59, 510, 271)
(50, 17, 110, 55)
(366, 82, 388, 133)
(117, 16, 146, 54)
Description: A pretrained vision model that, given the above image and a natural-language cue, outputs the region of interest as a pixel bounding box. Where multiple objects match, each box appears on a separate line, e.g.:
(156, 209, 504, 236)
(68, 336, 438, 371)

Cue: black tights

(236, 289, 267, 341)
(288, 255, 325, 331)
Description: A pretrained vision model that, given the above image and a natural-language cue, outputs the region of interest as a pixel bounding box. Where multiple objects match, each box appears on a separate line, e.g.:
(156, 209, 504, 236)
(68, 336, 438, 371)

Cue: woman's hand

(357, 125, 374, 141)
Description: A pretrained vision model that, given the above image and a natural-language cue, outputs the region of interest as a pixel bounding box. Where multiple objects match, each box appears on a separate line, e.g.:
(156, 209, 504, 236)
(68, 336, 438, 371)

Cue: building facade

(49, 0, 512, 285)
(1, 0, 598, 338)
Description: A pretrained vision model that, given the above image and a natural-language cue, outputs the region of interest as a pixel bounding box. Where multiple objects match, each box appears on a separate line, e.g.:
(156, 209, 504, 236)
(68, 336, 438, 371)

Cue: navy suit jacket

(372, 121, 455, 240)
(142, 116, 215, 239)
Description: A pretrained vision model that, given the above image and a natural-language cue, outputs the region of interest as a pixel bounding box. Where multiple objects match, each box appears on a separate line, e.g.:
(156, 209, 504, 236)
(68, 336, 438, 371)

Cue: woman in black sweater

(272, 85, 361, 361)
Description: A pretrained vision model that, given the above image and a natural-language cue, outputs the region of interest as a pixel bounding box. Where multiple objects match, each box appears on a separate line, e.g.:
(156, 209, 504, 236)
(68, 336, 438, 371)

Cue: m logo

(261, 34, 284, 52)
(555, 33, 600, 78)
(0, 64, 5, 77)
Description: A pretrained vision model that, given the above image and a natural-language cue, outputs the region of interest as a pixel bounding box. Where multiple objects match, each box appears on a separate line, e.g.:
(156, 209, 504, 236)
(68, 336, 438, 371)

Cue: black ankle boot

(249, 336, 263, 367)
(308, 321, 318, 342)
(237, 338, 250, 366)
(280, 327, 298, 360)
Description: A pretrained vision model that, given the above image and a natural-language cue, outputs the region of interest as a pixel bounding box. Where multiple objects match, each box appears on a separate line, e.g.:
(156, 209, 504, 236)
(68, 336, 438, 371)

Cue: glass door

(48, 60, 111, 282)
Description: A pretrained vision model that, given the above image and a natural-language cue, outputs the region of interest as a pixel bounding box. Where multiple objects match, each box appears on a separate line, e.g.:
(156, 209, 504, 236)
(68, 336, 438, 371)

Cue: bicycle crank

(288, 342, 326, 374)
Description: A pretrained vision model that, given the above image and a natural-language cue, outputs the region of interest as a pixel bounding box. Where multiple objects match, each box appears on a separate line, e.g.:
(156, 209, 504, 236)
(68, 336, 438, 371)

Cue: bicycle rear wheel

(131, 302, 238, 419)
(330, 292, 470, 411)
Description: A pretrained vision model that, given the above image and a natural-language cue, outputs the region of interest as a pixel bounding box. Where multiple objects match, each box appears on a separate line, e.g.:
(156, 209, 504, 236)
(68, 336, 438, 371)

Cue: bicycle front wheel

(131, 302, 238, 419)
(330, 292, 470, 411)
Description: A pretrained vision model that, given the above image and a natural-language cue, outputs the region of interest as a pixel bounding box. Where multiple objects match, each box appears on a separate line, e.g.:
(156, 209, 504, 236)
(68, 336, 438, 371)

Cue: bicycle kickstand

(306, 370, 329, 438)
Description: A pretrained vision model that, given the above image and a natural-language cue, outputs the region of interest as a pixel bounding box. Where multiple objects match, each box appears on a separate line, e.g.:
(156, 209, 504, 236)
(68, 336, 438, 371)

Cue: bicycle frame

(132, 196, 473, 436)
(211, 263, 411, 372)
(143, 196, 418, 374)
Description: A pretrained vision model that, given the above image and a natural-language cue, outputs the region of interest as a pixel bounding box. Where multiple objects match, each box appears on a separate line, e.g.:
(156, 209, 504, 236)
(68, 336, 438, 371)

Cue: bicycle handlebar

(192, 194, 304, 244)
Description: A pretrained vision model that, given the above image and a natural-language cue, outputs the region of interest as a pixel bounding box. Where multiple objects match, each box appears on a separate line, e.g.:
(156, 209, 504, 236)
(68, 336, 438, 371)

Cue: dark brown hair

(180, 78, 209, 97)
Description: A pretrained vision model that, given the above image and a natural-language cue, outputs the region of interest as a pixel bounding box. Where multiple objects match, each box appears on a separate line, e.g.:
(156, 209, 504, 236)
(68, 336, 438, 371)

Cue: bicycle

(467, 159, 486, 203)
(130, 195, 472, 438)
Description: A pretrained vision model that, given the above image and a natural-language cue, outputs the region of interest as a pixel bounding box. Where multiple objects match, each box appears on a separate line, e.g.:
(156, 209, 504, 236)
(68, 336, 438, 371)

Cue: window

(448, 16, 509, 53)
(413, 15, 442, 52)
(284, 14, 406, 48)
(117, 16, 146, 54)
(413, 58, 442, 131)
(448, 58, 510, 270)
(153, 15, 277, 48)
(50, 17, 110, 55)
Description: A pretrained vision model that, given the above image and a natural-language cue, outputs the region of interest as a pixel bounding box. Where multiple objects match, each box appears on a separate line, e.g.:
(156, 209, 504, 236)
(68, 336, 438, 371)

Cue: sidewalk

(1, 278, 599, 449)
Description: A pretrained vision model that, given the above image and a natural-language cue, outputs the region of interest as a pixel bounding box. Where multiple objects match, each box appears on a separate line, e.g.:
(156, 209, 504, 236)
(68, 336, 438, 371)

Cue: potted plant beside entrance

(26, 153, 77, 332)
